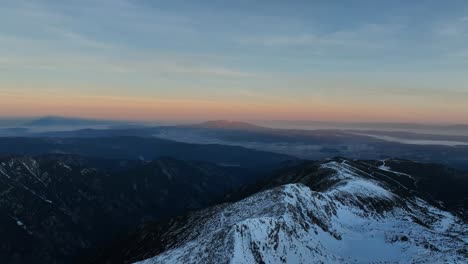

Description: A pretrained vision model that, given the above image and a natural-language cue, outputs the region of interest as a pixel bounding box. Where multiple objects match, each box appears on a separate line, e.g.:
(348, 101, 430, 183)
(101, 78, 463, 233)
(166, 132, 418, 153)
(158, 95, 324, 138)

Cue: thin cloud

(166, 65, 257, 78)
(0, 52, 256, 79)
(447, 48, 468, 59)
(46, 26, 115, 50)
(237, 23, 404, 50)
(239, 34, 319, 47)
(434, 15, 468, 36)
(0, 1, 253, 79)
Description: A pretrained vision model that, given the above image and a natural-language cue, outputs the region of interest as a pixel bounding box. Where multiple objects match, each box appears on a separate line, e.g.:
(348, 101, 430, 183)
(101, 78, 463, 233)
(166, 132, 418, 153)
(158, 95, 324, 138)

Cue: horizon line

(1, 115, 468, 127)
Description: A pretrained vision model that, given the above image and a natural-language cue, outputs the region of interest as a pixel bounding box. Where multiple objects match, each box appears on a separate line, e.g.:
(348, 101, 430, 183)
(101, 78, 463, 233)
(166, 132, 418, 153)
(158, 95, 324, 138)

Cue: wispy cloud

(434, 15, 468, 36)
(431, 15, 468, 63)
(448, 48, 468, 59)
(166, 65, 256, 78)
(237, 23, 404, 50)
(0, 0, 255, 79)
(45, 26, 114, 50)
(1, 0, 196, 51)
(1, 1, 113, 51)
(2, 1, 468, 123)
(0, 52, 256, 79)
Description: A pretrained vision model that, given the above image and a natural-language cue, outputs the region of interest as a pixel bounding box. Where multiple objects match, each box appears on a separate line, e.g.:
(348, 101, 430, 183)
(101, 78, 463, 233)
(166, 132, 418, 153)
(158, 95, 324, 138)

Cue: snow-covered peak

(321, 161, 394, 200)
(134, 161, 467, 264)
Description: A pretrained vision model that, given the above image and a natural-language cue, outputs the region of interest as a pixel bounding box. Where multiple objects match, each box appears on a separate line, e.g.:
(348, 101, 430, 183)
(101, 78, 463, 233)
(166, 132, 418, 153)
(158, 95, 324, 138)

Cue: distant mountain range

(0, 117, 147, 135)
(2, 118, 468, 170)
(23, 116, 122, 127)
(3, 116, 468, 132)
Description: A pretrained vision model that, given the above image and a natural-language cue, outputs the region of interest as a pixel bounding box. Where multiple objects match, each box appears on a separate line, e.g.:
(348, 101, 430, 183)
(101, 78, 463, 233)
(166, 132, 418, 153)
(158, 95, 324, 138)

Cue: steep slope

(0, 155, 259, 264)
(98, 159, 467, 264)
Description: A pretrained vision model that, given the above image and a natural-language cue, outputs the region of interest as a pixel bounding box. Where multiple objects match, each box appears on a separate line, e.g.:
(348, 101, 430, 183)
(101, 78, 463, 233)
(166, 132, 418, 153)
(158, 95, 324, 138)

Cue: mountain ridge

(94, 157, 468, 264)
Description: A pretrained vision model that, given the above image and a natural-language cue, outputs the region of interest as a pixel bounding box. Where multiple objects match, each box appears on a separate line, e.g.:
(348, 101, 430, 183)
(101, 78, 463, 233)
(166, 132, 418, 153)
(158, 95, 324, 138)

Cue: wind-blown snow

(135, 161, 467, 264)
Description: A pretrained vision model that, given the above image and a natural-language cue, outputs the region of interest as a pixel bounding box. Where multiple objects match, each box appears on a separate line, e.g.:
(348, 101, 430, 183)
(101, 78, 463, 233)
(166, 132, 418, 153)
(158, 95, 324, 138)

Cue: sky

(1, 0, 468, 123)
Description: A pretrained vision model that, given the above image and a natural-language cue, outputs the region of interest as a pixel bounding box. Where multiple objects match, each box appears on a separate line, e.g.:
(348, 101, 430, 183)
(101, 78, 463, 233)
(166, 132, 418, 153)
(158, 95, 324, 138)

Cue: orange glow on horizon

(1, 90, 467, 124)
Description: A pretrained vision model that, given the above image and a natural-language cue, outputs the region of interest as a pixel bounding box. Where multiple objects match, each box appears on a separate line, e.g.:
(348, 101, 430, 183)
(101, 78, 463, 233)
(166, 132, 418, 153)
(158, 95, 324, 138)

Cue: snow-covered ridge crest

(321, 160, 394, 200)
(136, 161, 467, 264)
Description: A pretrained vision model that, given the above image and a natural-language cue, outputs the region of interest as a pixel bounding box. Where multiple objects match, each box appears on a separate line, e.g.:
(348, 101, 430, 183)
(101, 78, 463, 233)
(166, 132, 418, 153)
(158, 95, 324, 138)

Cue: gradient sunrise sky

(1, 0, 467, 123)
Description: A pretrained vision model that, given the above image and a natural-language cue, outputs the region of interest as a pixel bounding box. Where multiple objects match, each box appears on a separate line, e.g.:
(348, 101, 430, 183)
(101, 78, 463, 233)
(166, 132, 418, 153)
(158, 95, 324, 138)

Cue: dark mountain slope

(0, 155, 264, 264)
(0, 137, 294, 168)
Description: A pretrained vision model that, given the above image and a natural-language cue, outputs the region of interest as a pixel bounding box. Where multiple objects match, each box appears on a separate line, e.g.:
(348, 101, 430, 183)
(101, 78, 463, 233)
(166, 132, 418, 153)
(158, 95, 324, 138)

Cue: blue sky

(1, 0, 467, 122)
